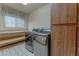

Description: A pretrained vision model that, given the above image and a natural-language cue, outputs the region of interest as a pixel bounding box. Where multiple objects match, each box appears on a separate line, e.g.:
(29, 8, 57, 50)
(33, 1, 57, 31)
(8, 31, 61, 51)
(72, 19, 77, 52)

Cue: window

(3, 6, 25, 28)
(5, 16, 16, 27)
(16, 16, 24, 27)
(4, 16, 25, 28)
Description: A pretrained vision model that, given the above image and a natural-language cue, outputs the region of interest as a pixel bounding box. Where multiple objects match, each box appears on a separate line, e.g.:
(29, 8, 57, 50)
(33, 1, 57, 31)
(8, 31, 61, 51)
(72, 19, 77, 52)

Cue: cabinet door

(51, 4, 77, 24)
(77, 26, 79, 55)
(77, 4, 79, 55)
(78, 4, 79, 24)
(51, 26, 76, 56)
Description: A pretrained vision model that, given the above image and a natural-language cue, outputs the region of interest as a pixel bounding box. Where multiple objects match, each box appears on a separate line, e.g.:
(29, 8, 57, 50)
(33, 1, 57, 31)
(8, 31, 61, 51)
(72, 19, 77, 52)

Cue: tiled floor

(0, 41, 34, 56)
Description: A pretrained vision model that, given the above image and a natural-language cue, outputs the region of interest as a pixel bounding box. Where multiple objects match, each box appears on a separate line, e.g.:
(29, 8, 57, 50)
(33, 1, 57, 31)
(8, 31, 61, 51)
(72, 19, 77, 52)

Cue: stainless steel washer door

(33, 35, 48, 56)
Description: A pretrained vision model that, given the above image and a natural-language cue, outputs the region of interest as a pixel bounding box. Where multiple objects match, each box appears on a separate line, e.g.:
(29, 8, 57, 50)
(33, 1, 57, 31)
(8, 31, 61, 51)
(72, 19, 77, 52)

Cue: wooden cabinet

(51, 26, 76, 56)
(78, 4, 79, 24)
(51, 3, 77, 56)
(77, 4, 79, 55)
(51, 4, 77, 24)
(77, 26, 79, 55)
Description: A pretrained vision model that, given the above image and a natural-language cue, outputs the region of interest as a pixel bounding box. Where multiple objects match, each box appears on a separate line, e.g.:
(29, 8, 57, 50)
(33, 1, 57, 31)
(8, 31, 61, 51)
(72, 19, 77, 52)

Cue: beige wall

(0, 5, 28, 32)
(28, 4, 51, 31)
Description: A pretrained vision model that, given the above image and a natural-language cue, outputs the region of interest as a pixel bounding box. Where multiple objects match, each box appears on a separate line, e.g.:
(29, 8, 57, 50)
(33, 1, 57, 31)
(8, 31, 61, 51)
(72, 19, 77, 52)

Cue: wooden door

(77, 26, 79, 55)
(51, 3, 77, 24)
(77, 4, 79, 56)
(51, 26, 76, 56)
(51, 3, 77, 56)
(78, 4, 79, 24)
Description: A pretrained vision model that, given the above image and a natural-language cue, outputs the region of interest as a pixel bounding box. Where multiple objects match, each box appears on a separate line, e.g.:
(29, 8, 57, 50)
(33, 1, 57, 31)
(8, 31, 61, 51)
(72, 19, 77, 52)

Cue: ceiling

(1, 3, 48, 14)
